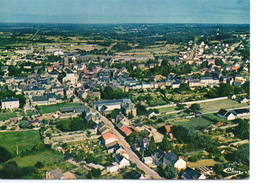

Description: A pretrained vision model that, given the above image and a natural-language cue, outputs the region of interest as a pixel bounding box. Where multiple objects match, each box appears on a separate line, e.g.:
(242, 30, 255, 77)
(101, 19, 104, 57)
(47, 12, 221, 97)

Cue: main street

(98, 112, 164, 179)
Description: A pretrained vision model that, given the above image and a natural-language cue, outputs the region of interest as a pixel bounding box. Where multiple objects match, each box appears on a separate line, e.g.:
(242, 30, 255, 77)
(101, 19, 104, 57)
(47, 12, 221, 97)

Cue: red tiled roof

(120, 126, 132, 136)
(102, 132, 118, 141)
(165, 125, 173, 133)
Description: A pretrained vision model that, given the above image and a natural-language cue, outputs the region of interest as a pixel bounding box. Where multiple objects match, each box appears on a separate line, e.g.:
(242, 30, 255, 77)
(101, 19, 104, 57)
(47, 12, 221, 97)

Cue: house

(62, 171, 77, 179)
(120, 125, 132, 136)
(181, 167, 206, 180)
(107, 163, 119, 173)
(144, 156, 153, 165)
(231, 108, 250, 117)
(151, 149, 165, 166)
(140, 137, 150, 150)
(164, 125, 173, 134)
(233, 79, 245, 86)
(163, 152, 186, 170)
(217, 109, 236, 120)
(46, 168, 64, 179)
(126, 170, 145, 179)
(87, 163, 105, 170)
(148, 111, 157, 118)
(228, 94, 237, 100)
(239, 97, 249, 104)
(115, 154, 130, 168)
(1, 97, 20, 110)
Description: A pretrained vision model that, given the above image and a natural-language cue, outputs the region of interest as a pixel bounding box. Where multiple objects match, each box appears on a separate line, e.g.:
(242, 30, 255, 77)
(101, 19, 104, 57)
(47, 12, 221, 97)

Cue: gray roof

(50, 168, 63, 179)
(32, 96, 48, 102)
(163, 152, 179, 167)
(182, 167, 202, 179)
(2, 97, 19, 102)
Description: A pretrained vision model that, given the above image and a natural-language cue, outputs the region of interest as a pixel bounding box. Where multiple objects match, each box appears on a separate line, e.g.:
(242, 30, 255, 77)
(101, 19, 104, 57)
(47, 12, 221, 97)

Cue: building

(115, 154, 130, 168)
(151, 149, 165, 166)
(163, 152, 186, 170)
(46, 168, 64, 179)
(1, 97, 20, 110)
(181, 167, 206, 180)
(217, 109, 236, 120)
(231, 108, 250, 117)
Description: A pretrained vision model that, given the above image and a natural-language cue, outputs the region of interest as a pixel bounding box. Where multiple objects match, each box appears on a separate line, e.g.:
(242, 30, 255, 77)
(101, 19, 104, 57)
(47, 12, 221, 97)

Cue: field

(0, 112, 17, 121)
(158, 106, 177, 113)
(187, 159, 220, 168)
(172, 117, 213, 129)
(12, 150, 64, 168)
(0, 130, 42, 154)
(37, 102, 82, 114)
(199, 99, 249, 113)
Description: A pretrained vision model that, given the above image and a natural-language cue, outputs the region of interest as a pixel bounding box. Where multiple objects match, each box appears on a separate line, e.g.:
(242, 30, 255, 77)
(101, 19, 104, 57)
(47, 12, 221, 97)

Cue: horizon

(0, 0, 250, 24)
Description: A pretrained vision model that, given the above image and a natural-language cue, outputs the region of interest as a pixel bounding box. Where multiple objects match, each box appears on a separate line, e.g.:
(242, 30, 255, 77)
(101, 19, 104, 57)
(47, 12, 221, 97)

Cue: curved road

(98, 113, 163, 179)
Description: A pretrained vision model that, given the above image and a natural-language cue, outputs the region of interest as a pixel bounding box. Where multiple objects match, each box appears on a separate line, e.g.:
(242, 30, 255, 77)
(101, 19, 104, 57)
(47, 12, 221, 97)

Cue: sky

(0, 0, 250, 24)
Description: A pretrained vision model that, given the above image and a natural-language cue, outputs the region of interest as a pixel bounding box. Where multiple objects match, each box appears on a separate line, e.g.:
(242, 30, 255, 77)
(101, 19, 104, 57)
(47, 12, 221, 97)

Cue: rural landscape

(0, 22, 250, 180)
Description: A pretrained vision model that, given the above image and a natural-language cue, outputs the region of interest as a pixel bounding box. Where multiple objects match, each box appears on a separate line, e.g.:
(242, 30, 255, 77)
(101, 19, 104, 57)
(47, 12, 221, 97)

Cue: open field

(158, 106, 177, 113)
(172, 117, 213, 129)
(187, 159, 220, 168)
(9, 150, 64, 168)
(0, 130, 42, 154)
(199, 99, 249, 113)
(37, 102, 82, 114)
(0, 112, 17, 121)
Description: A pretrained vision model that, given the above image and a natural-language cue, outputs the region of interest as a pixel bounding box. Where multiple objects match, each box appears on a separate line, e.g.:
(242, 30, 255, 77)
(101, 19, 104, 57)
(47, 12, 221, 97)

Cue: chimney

(179, 156, 182, 159)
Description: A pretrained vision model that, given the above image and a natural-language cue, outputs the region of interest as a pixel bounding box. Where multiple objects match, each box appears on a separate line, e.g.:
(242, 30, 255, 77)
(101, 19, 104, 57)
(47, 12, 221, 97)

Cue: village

(0, 23, 250, 179)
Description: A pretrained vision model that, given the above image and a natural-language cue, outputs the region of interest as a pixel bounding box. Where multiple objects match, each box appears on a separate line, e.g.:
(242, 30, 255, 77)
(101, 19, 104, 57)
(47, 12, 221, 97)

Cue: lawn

(158, 106, 177, 113)
(0, 130, 42, 154)
(199, 99, 249, 113)
(44, 161, 77, 172)
(26, 110, 37, 116)
(37, 102, 82, 114)
(10, 150, 64, 168)
(0, 112, 17, 121)
(172, 117, 213, 129)
(187, 159, 220, 168)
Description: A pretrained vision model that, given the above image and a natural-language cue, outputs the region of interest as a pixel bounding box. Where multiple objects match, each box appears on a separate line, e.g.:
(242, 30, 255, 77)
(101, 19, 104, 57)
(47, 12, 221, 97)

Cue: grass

(37, 102, 82, 114)
(158, 106, 177, 113)
(172, 117, 213, 129)
(187, 159, 220, 168)
(199, 99, 249, 113)
(0, 130, 42, 154)
(10, 150, 64, 168)
(0, 112, 17, 121)
(26, 110, 37, 116)
(203, 113, 227, 122)
(45, 161, 77, 172)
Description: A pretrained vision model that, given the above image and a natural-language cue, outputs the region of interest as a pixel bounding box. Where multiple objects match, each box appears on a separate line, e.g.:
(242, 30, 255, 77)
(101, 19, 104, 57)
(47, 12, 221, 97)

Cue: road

(98, 113, 163, 179)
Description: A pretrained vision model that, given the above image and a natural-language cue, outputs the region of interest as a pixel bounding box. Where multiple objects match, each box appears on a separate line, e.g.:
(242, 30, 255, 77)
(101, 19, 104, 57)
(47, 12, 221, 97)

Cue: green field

(172, 117, 213, 129)
(199, 99, 249, 113)
(0, 130, 42, 154)
(11, 150, 64, 168)
(0, 112, 17, 121)
(37, 102, 82, 114)
(26, 110, 37, 116)
(158, 106, 177, 113)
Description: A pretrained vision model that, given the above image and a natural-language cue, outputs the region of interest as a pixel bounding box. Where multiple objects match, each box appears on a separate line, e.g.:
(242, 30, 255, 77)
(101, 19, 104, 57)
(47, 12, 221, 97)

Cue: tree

(34, 161, 44, 168)
(0, 146, 12, 163)
(147, 136, 157, 155)
(159, 134, 171, 152)
(87, 171, 92, 179)
(57, 119, 71, 131)
(189, 103, 201, 112)
(70, 118, 85, 131)
(91, 168, 101, 178)
(217, 83, 234, 96)
(163, 164, 178, 179)
(214, 163, 223, 175)
(179, 83, 190, 91)
(19, 120, 29, 128)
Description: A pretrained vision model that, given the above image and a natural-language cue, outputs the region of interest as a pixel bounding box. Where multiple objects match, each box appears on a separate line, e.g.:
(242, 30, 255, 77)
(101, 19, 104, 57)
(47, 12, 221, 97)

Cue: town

(0, 23, 249, 179)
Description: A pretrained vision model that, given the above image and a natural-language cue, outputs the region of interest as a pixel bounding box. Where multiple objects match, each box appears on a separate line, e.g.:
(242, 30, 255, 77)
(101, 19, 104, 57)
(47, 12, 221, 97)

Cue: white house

(102, 132, 118, 147)
(163, 152, 186, 170)
(147, 111, 157, 118)
(115, 154, 130, 168)
(1, 97, 20, 110)
(107, 163, 119, 173)
(217, 109, 236, 120)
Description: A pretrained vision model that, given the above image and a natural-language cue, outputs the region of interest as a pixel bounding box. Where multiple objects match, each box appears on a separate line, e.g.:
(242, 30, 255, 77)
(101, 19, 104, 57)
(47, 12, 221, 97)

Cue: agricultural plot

(37, 102, 82, 114)
(172, 117, 213, 129)
(199, 99, 249, 113)
(0, 130, 42, 154)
